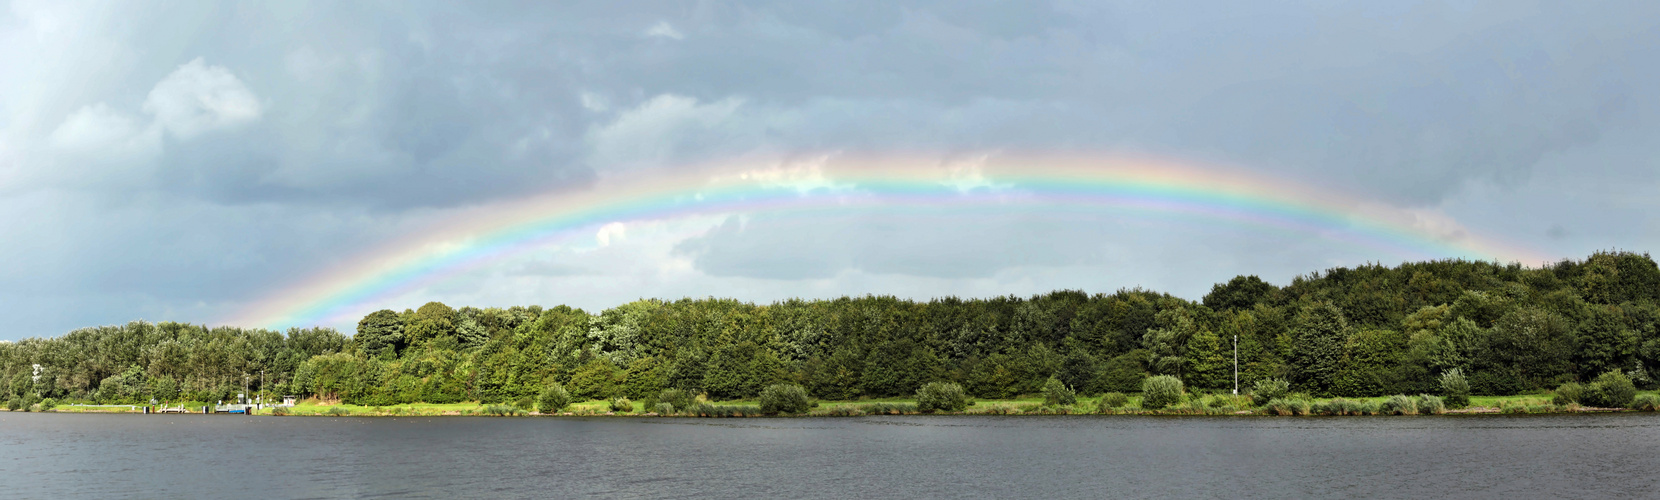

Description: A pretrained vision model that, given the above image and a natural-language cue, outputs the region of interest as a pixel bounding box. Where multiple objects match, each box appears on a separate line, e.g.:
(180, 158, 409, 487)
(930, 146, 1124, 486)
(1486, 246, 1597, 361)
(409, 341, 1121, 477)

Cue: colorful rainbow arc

(226, 154, 1548, 330)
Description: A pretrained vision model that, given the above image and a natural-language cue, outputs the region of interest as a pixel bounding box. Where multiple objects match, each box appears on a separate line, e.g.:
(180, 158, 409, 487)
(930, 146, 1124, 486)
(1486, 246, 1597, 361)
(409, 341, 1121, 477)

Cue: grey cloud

(3, 0, 1660, 338)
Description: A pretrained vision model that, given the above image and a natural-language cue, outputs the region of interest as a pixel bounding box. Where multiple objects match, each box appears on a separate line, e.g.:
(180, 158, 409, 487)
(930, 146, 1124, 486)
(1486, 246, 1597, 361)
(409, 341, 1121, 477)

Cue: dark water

(3, 412, 1657, 498)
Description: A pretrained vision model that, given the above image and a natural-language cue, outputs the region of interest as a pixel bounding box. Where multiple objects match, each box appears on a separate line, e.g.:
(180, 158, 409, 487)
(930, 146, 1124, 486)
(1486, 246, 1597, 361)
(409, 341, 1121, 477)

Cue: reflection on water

(3, 412, 1657, 498)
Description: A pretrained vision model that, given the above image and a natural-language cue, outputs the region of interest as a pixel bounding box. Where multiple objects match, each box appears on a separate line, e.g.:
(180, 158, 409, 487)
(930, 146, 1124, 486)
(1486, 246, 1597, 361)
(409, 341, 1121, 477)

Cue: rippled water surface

(3, 412, 1657, 498)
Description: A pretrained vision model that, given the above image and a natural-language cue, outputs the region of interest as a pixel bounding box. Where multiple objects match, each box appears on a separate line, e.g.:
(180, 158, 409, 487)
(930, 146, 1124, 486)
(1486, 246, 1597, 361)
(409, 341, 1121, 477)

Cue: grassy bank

(10, 391, 1654, 417)
(208, 391, 1659, 417)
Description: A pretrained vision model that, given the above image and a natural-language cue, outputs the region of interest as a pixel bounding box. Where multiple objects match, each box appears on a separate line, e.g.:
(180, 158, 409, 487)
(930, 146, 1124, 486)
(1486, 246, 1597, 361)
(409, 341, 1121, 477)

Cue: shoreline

(10, 395, 1646, 418)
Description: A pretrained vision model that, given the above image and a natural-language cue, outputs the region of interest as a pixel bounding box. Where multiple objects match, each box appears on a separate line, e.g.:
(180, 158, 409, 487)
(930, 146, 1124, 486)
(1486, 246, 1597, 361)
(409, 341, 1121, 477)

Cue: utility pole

(1232, 333, 1239, 395)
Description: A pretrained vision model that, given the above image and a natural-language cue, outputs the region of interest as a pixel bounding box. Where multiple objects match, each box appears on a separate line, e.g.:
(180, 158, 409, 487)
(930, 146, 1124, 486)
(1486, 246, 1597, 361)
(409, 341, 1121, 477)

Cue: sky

(2, 0, 1658, 339)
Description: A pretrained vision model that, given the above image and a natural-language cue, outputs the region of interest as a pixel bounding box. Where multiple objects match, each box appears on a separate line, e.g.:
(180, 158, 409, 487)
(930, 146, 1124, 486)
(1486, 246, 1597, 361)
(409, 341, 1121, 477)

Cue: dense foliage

(1042, 377, 1077, 406)
(1439, 369, 1471, 408)
(1582, 370, 1636, 408)
(4, 252, 1660, 406)
(916, 382, 969, 412)
(537, 384, 571, 413)
(758, 383, 811, 414)
(1141, 375, 1185, 409)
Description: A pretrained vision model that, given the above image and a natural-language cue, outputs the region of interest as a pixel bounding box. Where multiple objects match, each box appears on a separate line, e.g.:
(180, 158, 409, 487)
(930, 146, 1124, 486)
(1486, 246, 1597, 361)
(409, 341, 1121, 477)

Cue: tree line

(4, 251, 1658, 406)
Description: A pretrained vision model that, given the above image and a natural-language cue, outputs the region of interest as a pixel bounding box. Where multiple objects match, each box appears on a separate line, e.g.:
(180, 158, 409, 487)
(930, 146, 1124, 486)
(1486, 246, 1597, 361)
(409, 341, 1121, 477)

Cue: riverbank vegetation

(5, 251, 1660, 418)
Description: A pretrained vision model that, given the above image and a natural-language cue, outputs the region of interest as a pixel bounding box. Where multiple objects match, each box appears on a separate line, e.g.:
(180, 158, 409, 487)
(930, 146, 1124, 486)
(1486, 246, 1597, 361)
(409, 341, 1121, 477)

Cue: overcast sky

(2, 0, 1658, 338)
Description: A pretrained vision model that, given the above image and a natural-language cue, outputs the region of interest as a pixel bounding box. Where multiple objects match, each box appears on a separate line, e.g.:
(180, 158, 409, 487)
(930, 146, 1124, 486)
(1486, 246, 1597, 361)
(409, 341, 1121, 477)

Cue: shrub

(1263, 398, 1309, 416)
(1042, 377, 1077, 407)
(22, 393, 40, 412)
(1416, 394, 1446, 415)
(1632, 394, 1660, 411)
(758, 384, 811, 414)
(1552, 382, 1583, 406)
(1584, 370, 1637, 408)
(916, 382, 969, 413)
(609, 397, 634, 413)
(861, 402, 917, 415)
(325, 406, 349, 416)
(1310, 400, 1337, 415)
(1357, 401, 1378, 415)
(1251, 378, 1290, 407)
(654, 402, 675, 414)
(5, 396, 21, 411)
(538, 384, 572, 414)
(1313, 398, 1368, 416)
(658, 389, 693, 411)
(1526, 404, 1556, 413)
(822, 405, 865, 417)
(687, 403, 762, 418)
(270, 406, 290, 416)
(484, 404, 526, 416)
(1378, 395, 1418, 415)
(37, 398, 56, 411)
(1098, 392, 1129, 410)
(1439, 369, 1470, 409)
(1141, 375, 1184, 410)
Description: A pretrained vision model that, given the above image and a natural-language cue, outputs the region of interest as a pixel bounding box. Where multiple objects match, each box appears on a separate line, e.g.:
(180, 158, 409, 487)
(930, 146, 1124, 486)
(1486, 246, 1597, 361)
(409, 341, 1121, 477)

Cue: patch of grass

(1416, 395, 1446, 415)
(1263, 398, 1309, 416)
(686, 403, 764, 417)
(483, 404, 526, 416)
(1379, 395, 1418, 415)
(1097, 392, 1129, 411)
(1313, 398, 1370, 416)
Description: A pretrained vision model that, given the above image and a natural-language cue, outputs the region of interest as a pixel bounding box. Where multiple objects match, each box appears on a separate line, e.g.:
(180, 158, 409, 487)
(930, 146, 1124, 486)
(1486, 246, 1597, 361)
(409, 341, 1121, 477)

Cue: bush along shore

(9, 251, 1660, 416)
(16, 377, 1656, 418)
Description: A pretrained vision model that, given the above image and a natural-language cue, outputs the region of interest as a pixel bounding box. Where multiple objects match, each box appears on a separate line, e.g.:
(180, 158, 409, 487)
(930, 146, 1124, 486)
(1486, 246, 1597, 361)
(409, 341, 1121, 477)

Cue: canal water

(2, 412, 1656, 498)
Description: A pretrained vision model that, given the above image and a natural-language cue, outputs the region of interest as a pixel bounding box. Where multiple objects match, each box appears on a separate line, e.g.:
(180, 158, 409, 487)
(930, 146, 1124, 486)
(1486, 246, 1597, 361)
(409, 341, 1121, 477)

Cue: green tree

(1203, 275, 1278, 312)
(356, 310, 406, 359)
(702, 341, 783, 400)
(1290, 302, 1348, 396)
(405, 302, 458, 350)
(570, 359, 619, 401)
(1055, 350, 1098, 394)
(1476, 307, 1575, 393)
(1576, 305, 1638, 379)
(1184, 328, 1228, 390)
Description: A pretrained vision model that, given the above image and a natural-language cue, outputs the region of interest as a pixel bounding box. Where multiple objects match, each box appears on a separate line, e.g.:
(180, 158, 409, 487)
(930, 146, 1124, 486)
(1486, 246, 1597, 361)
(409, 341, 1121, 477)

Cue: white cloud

(41, 103, 163, 185)
(644, 21, 684, 40)
(595, 222, 627, 246)
(143, 58, 263, 139)
(586, 94, 745, 169)
(579, 91, 609, 112)
(48, 103, 159, 156)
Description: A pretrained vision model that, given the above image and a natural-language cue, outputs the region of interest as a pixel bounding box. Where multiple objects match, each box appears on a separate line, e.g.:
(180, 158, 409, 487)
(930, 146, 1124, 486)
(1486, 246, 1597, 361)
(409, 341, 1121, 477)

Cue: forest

(4, 251, 1658, 408)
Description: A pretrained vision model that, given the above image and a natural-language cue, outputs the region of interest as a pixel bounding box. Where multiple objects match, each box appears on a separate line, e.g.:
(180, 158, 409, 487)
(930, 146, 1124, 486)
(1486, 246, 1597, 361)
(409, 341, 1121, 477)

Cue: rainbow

(226, 153, 1548, 330)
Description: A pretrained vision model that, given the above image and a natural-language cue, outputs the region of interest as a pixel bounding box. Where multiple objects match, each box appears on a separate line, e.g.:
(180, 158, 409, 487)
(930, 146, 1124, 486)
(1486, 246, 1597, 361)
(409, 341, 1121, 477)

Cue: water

(3, 412, 1657, 498)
